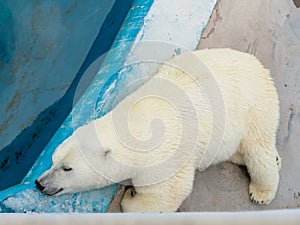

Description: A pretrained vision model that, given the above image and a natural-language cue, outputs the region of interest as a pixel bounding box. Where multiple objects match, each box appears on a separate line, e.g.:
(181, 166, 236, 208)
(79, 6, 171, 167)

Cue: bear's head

(35, 117, 132, 196)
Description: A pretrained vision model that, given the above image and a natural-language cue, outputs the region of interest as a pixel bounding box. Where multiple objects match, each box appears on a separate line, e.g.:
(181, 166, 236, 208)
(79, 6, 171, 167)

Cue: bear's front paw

(121, 186, 142, 212)
(249, 182, 275, 205)
(121, 186, 170, 212)
(123, 186, 137, 200)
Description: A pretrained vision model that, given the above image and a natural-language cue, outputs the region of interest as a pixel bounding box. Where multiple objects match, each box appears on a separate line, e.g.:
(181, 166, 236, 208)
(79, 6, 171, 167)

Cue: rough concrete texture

(108, 0, 300, 212)
(179, 0, 300, 211)
(107, 185, 127, 213)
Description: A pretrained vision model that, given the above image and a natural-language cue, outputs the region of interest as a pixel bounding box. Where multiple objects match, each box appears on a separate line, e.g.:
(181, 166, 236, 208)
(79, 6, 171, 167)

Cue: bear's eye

(62, 165, 73, 172)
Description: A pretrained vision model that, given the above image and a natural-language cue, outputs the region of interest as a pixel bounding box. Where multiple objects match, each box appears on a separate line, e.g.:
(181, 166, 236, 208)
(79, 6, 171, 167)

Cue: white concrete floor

(108, 0, 300, 212)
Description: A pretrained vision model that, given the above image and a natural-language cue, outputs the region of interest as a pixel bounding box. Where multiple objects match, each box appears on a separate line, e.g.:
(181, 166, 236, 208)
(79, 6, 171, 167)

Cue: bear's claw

(276, 155, 281, 170)
(123, 186, 136, 198)
(250, 193, 265, 204)
(249, 182, 275, 205)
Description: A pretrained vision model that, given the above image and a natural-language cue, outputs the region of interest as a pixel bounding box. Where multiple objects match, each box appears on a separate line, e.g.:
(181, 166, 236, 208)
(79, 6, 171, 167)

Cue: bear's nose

(35, 179, 45, 191)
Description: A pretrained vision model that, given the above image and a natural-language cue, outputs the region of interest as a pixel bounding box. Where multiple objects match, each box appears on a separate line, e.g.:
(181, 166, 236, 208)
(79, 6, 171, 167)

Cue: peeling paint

(5, 91, 21, 112)
(0, 115, 14, 136)
(201, 0, 222, 40)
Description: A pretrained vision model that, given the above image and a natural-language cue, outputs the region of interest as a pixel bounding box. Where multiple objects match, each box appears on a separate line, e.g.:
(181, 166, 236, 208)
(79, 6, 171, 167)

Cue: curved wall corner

(0, 0, 216, 213)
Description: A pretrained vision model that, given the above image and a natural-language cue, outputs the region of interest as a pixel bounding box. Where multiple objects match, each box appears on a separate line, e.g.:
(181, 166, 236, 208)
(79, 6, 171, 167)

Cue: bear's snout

(35, 178, 64, 196)
(35, 179, 45, 191)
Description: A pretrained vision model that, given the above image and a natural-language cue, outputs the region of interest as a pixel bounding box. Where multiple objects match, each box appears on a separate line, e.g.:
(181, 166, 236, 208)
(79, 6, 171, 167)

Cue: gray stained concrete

(108, 0, 300, 212)
(180, 0, 300, 212)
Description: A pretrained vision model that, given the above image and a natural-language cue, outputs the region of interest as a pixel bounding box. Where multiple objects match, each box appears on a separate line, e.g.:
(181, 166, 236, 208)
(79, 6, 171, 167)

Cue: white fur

(36, 48, 281, 212)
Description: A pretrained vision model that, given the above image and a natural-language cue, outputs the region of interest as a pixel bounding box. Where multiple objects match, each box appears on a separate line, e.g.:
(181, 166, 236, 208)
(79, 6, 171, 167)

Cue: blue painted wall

(0, 0, 154, 213)
(0, 0, 134, 190)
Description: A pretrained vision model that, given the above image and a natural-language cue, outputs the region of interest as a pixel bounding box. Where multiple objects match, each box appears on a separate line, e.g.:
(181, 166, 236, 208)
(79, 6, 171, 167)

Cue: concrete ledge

(0, 209, 300, 225)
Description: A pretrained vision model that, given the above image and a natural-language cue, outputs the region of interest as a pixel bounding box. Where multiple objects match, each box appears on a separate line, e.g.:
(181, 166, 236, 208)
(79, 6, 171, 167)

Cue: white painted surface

(120, 0, 217, 108)
(130, 0, 217, 61)
(137, 0, 216, 48)
(0, 210, 300, 225)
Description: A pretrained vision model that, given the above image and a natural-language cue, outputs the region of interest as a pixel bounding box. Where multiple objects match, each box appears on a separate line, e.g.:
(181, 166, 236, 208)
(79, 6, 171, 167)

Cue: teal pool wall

(0, 0, 154, 212)
(0, 0, 131, 190)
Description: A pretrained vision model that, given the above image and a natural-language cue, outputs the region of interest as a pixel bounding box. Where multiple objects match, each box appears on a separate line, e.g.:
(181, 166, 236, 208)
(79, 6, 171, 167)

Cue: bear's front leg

(121, 164, 195, 212)
(244, 145, 280, 205)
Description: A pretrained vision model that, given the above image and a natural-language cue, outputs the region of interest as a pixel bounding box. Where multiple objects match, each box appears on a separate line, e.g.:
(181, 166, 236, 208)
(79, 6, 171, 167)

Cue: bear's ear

(52, 138, 75, 164)
(103, 149, 111, 159)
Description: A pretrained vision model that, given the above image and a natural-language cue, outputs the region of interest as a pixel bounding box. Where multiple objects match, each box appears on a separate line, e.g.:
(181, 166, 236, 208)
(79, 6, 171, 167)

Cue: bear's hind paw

(249, 183, 275, 205)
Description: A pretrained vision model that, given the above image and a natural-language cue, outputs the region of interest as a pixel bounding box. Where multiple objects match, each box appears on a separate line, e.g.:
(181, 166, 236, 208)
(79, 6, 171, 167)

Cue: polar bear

(35, 48, 281, 212)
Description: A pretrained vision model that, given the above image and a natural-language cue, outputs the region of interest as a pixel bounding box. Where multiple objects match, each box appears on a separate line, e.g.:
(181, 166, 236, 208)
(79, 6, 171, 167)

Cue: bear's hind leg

(121, 164, 195, 212)
(243, 143, 280, 205)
